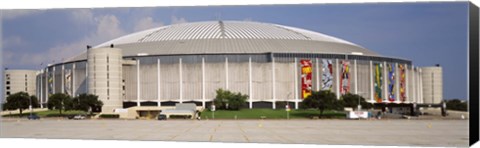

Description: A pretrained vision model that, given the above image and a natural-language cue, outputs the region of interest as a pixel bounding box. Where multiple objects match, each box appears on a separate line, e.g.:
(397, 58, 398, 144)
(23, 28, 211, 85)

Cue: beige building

(3, 70, 37, 98)
(421, 66, 443, 104)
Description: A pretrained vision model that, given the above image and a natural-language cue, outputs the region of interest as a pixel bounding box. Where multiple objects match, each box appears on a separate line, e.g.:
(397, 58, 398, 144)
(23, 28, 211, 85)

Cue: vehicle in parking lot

(27, 114, 40, 120)
(157, 114, 167, 120)
(73, 114, 86, 120)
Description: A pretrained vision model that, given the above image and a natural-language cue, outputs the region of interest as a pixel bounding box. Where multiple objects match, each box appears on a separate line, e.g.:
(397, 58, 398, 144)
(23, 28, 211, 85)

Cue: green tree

(340, 93, 373, 110)
(72, 94, 103, 115)
(213, 89, 248, 110)
(3, 92, 30, 116)
(301, 90, 343, 118)
(30, 95, 40, 108)
(446, 99, 467, 111)
(47, 93, 73, 115)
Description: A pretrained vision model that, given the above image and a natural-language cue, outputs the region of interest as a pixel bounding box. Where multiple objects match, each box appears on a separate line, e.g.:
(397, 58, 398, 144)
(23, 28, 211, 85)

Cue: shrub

(213, 89, 248, 110)
(99, 114, 119, 118)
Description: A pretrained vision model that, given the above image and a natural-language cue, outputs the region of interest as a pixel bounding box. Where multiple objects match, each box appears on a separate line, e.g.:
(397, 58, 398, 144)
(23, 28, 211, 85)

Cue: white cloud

(70, 9, 95, 25)
(1, 9, 43, 20)
(171, 15, 187, 24)
(133, 17, 164, 32)
(50, 14, 125, 62)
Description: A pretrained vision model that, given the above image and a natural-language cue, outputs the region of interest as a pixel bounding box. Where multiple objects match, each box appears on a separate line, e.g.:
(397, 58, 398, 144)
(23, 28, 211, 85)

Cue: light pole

(357, 92, 365, 111)
(29, 95, 33, 117)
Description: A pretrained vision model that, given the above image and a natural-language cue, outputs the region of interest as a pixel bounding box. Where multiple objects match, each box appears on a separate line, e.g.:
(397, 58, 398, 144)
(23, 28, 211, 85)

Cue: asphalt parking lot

(0, 118, 469, 147)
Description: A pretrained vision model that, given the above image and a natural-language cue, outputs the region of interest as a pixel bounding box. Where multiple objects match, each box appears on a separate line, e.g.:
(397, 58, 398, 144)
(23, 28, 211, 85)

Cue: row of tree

(2, 92, 103, 116)
(213, 89, 371, 117)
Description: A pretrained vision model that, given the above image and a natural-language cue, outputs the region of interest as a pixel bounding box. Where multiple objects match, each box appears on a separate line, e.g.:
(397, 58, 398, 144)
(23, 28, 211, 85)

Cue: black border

(469, 2, 479, 146)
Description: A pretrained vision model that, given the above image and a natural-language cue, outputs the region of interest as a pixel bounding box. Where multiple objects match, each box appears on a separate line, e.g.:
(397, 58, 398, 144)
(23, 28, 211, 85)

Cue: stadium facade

(33, 21, 440, 113)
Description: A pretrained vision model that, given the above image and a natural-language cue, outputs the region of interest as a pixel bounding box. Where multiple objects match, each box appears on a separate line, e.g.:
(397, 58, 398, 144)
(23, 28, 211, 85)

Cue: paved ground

(0, 118, 469, 147)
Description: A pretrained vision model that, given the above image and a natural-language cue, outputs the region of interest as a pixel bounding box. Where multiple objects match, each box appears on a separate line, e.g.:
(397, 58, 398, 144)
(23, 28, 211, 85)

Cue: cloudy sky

(1, 2, 469, 99)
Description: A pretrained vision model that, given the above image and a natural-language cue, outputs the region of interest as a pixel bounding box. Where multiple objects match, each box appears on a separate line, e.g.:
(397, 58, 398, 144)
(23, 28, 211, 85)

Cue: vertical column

(179, 58, 183, 104)
(45, 68, 49, 102)
(315, 58, 320, 91)
(40, 70, 43, 108)
(294, 58, 299, 109)
(225, 57, 229, 90)
(157, 58, 161, 107)
(85, 62, 88, 92)
(419, 69, 423, 103)
(202, 57, 206, 108)
(61, 64, 65, 94)
(272, 56, 276, 109)
(72, 63, 76, 96)
(136, 59, 140, 106)
(369, 61, 374, 103)
(354, 59, 358, 94)
(335, 59, 340, 99)
(248, 57, 253, 109)
(53, 66, 56, 93)
(383, 61, 388, 102)
(405, 64, 409, 103)
(395, 63, 400, 103)
(412, 65, 416, 103)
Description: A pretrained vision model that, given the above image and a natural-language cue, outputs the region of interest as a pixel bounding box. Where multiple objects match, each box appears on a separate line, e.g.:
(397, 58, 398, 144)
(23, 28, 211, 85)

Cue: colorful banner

(387, 64, 395, 102)
(399, 64, 406, 102)
(374, 63, 383, 103)
(321, 59, 333, 91)
(65, 69, 72, 96)
(300, 59, 313, 99)
(48, 71, 53, 96)
(340, 60, 350, 95)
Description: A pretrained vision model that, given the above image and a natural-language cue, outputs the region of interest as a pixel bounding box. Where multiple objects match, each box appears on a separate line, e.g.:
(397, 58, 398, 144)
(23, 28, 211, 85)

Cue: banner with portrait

(321, 59, 333, 91)
(340, 60, 350, 95)
(300, 59, 312, 99)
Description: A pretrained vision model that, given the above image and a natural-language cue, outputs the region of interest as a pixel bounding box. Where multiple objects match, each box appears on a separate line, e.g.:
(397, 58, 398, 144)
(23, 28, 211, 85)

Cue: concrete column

(85, 62, 88, 92)
(412, 66, 416, 103)
(369, 61, 374, 103)
(157, 58, 161, 107)
(335, 59, 340, 99)
(395, 63, 400, 103)
(136, 59, 140, 106)
(419, 69, 423, 103)
(294, 58, 299, 109)
(202, 57, 206, 108)
(354, 59, 358, 94)
(405, 64, 409, 103)
(61, 64, 65, 94)
(248, 56, 253, 109)
(272, 56, 276, 109)
(383, 62, 388, 102)
(225, 57, 229, 90)
(53, 66, 56, 93)
(72, 63, 76, 96)
(179, 58, 183, 104)
(40, 70, 43, 108)
(45, 68, 49, 102)
(316, 58, 320, 91)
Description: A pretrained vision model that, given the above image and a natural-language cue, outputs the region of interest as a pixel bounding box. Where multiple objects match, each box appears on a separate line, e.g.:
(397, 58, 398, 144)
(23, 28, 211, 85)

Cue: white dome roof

(68, 21, 379, 62)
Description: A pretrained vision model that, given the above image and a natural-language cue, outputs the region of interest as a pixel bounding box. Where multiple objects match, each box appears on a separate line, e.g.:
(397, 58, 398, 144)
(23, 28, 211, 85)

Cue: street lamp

(357, 92, 365, 111)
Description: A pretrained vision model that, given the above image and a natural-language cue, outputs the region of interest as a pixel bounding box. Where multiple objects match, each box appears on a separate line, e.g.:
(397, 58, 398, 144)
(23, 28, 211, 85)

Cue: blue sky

(1, 2, 469, 100)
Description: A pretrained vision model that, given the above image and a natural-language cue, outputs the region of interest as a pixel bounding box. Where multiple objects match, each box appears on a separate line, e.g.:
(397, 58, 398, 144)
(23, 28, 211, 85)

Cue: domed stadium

(36, 21, 428, 115)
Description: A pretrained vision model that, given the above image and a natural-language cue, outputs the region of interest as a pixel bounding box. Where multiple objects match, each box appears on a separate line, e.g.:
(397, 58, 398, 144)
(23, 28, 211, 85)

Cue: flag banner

(374, 63, 383, 103)
(321, 59, 333, 91)
(48, 72, 53, 96)
(387, 63, 395, 102)
(340, 60, 350, 95)
(65, 69, 72, 96)
(301, 59, 312, 99)
(399, 64, 406, 102)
